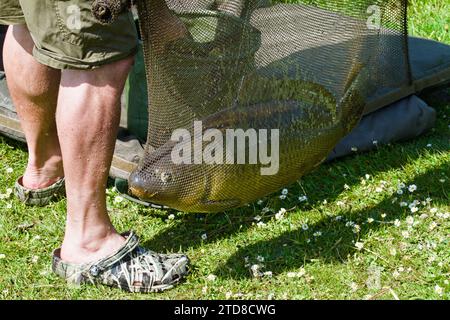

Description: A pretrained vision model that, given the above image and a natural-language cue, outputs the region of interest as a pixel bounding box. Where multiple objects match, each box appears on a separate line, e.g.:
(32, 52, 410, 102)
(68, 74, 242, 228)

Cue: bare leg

(57, 56, 134, 263)
(3, 25, 63, 189)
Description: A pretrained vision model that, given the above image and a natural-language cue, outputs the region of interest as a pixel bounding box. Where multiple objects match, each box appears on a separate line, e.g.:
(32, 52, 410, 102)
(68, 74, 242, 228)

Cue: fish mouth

(128, 185, 160, 201)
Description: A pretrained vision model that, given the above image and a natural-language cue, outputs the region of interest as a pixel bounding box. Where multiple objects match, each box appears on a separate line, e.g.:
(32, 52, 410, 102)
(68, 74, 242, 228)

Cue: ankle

(60, 230, 126, 264)
(22, 155, 64, 189)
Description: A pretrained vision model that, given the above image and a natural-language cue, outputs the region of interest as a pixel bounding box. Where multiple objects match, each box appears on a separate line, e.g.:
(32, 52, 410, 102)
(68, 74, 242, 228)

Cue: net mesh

(125, 0, 409, 212)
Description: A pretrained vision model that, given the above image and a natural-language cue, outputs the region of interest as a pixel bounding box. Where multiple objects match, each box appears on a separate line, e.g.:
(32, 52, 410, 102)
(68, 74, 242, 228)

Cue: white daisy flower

(355, 242, 364, 250)
(410, 207, 419, 213)
(365, 174, 370, 180)
(351, 147, 358, 152)
(430, 208, 438, 214)
(298, 195, 308, 202)
(406, 216, 414, 225)
(335, 215, 343, 221)
(344, 184, 350, 190)
(408, 185, 417, 193)
(6, 167, 13, 174)
(206, 274, 217, 282)
(399, 202, 408, 207)
(257, 200, 263, 205)
(256, 255, 265, 262)
(114, 195, 124, 203)
(6, 203, 12, 209)
(397, 189, 404, 195)
(254, 215, 262, 222)
(263, 271, 273, 278)
(313, 231, 322, 237)
(392, 271, 400, 278)
(367, 218, 374, 223)
(429, 222, 438, 231)
(261, 207, 270, 214)
(401, 231, 410, 239)
(281, 188, 288, 195)
(201, 233, 208, 240)
(350, 282, 358, 292)
(434, 285, 443, 296)
(301, 223, 309, 231)
(381, 213, 387, 219)
(279, 194, 286, 200)
(345, 221, 355, 227)
(394, 219, 401, 227)
(353, 224, 361, 233)
(168, 214, 175, 220)
(390, 248, 397, 256)
(375, 187, 383, 193)
(372, 140, 378, 145)
(257, 221, 266, 228)
(398, 183, 406, 189)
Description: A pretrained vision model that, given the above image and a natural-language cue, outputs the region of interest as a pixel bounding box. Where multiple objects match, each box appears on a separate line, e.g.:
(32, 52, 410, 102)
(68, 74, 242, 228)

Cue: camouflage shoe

(52, 231, 190, 293)
(14, 177, 66, 206)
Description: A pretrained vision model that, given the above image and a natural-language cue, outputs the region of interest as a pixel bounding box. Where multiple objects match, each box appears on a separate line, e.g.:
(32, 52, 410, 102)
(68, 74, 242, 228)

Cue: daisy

(281, 188, 288, 195)
(301, 223, 309, 231)
(355, 242, 364, 250)
(408, 185, 417, 193)
(206, 274, 217, 282)
(298, 195, 308, 202)
(435, 285, 444, 296)
(201, 233, 208, 240)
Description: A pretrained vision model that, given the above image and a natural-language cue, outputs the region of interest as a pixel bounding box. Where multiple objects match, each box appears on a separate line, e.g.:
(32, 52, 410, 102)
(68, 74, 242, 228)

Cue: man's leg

(57, 56, 134, 264)
(3, 25, 63, 189)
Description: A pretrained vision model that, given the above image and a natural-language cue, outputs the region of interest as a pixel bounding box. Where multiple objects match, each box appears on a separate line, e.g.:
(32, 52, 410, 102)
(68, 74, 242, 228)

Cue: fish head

(128, 141, 184, 204)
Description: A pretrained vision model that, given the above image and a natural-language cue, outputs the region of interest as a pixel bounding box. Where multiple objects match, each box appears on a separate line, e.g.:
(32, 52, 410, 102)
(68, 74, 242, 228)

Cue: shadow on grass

(213, 161, 449, 279)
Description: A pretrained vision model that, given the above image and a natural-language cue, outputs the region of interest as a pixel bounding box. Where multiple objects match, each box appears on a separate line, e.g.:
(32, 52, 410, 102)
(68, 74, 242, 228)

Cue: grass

(0, 1, 449, 300)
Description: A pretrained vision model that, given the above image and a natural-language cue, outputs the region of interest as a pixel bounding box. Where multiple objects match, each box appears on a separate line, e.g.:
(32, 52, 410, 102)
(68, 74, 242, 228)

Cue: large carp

(129, 82, 365, 213)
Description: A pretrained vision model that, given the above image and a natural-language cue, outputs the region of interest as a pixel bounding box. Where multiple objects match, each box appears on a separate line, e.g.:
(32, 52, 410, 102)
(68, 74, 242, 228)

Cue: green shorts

(0, 0, 138, 69)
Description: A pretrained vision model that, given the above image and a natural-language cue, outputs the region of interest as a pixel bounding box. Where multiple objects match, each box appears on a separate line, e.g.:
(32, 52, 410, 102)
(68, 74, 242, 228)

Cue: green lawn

(0, 1, 449, 300)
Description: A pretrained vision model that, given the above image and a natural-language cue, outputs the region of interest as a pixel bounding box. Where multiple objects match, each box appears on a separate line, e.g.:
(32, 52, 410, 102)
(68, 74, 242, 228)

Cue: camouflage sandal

(14, 177, 66, 206)
(52, 231, 190, 293)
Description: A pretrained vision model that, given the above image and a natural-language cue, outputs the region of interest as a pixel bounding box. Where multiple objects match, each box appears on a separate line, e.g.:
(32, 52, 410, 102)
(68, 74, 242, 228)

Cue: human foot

(53, 231, 190, 293)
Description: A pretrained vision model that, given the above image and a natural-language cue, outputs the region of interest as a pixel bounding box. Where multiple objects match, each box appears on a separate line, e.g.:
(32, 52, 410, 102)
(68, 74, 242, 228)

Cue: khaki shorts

(0, 0, 138, 69)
